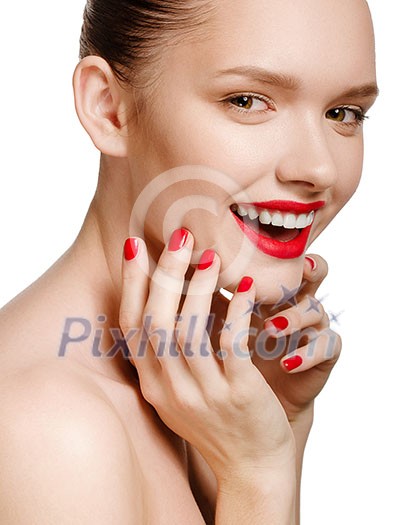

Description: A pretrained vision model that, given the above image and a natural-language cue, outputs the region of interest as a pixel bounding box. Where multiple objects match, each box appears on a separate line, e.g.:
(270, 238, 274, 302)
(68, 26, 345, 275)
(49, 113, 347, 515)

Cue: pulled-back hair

(79, 0, 215, 89)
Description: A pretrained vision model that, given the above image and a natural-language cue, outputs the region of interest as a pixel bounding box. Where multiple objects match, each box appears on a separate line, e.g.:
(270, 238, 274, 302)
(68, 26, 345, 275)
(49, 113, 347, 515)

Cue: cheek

(145, 99, 267, 179)
(335, 138, 365, 207)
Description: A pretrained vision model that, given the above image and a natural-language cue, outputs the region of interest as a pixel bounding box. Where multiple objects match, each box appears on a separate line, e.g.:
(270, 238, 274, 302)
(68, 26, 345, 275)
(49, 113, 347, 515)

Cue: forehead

(174, 0, 376, 90)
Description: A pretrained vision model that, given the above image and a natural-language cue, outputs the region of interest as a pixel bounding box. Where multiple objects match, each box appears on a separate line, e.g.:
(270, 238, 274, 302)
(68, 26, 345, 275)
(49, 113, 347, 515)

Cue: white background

(0, 2, 392, 523)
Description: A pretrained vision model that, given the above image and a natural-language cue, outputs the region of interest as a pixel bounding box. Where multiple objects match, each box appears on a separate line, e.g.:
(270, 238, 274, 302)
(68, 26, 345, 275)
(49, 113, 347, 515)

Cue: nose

(275, 116, 338, 192)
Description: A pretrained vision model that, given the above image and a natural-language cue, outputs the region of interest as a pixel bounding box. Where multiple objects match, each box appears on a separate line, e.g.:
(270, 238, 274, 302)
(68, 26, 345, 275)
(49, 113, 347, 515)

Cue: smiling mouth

(230, 200, 325, 259)
(230, 204, 314, 242)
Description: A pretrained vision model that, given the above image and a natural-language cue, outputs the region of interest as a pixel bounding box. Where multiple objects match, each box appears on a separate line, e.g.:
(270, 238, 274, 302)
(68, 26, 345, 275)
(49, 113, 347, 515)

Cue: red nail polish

(124, 238, 139, 261)
(198, 250, 216, 270)
(305, 256, 317, 271)
(282, 355, 303, 372)
(268, 316, 289, 332)
(237, 276, 254, 293)
(169, 228, 189, 252)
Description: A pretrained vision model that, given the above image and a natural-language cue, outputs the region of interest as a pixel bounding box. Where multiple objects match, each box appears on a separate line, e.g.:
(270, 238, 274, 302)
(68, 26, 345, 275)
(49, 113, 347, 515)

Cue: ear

(73, 56, 129, 157)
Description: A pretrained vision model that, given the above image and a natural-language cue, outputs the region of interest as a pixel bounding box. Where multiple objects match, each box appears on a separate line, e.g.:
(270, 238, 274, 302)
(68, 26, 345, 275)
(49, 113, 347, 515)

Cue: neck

(58, 154, 139, 383)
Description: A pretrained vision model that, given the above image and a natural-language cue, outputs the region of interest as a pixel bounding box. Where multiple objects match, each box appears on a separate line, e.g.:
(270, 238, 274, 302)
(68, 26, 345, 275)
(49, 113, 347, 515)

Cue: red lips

(250, 200, 325, 213)
(231, 200, 325, 260)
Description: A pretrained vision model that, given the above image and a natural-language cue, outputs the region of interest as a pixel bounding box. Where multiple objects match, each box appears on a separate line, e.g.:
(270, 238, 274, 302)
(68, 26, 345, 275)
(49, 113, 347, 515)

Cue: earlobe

(73, 56, 129, 157)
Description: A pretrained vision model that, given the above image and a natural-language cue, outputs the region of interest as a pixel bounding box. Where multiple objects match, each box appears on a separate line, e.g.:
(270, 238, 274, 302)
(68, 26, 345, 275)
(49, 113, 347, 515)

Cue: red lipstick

(231, 200, 325, 260)
(250, 201, 325, 213)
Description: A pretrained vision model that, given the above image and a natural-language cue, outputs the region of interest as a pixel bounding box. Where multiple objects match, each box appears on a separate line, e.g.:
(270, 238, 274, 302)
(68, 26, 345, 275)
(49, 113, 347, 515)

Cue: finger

(280, 328, 342, 374)
(119, 237, 161, 380)
(300, 253, 329, 298)
(264, 295, 328, 337)
(219, 276, 257, 380)
(176, 250, 223, 379)
(143, 228, 194, 360)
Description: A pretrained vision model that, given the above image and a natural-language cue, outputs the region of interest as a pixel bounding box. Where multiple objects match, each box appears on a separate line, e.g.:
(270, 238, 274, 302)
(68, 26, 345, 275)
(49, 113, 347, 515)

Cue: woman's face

(126, 0, 377, 303)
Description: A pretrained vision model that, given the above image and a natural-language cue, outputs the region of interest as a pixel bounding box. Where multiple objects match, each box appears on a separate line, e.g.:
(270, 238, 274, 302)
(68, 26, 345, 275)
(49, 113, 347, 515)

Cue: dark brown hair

(79, 0, 215, 89)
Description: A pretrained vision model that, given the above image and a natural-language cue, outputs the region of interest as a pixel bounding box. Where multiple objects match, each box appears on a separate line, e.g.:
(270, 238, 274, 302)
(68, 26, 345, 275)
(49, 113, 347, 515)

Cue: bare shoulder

(0, 363, 144, 524)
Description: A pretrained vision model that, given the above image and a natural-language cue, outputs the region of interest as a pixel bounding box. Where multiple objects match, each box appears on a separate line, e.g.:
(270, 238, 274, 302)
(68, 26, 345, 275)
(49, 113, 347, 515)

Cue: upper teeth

(234, 205, 315, 229)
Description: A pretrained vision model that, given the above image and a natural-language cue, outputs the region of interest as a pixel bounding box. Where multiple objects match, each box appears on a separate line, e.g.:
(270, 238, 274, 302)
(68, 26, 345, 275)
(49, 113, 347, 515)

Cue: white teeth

(296, 214, 308, 229)
(248, 208, 259, 220)
(259, 210, 272, 225)
(234, 204, 316, 230)
(238, 205, 248, 217)
(284, 213, 297, 229)
(271, 213, 284, 227)
(307, 211, 314, 226)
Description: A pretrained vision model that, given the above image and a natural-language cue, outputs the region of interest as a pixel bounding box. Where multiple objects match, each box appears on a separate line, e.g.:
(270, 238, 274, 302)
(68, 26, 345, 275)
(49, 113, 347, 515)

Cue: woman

(0, 0, 378, 523)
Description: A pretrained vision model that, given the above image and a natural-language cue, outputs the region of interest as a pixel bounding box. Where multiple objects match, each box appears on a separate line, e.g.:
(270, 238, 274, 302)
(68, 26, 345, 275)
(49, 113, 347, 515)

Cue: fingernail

(198, 249, 216, 270)
(282, 355, 303, 372)
(124, 238, 139, 261)
(266, 316, 289, 332)
(306, 256, 317, 271)
(169, 228, 189, 252)
(237, 276, 254, 293)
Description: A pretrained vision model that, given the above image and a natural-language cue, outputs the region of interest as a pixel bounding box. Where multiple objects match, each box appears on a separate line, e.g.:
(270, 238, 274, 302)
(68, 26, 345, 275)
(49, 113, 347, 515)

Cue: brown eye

(232, 96, 254, 110)
(228, 94, 270, 114)
(326, 107, 365, 125)
(326, 108, 348, 122)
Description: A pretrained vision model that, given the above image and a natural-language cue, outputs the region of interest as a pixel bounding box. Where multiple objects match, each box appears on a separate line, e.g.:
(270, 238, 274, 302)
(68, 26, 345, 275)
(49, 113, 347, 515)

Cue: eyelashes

(222, 93, 272, 117)
(222, 93, 368, 129)
(325, 106, 368, 128)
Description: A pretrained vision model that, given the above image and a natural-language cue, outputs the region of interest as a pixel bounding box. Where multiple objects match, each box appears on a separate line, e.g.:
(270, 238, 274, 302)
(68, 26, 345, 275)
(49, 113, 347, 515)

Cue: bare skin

(0, 0, 377, 523)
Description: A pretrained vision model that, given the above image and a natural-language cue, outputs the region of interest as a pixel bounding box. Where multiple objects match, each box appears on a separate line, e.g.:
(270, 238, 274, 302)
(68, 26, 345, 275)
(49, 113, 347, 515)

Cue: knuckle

(321, 311, 331, 327)
(173, 392, 200, 413)
(146, 318, 163, 334)
(310, 296, 326, 319)
(151, 269, 185, 295)
(316, 259, 329, 281)
(322, 328, 342, 361)
(229, 383, 256, 409)
(288, 308, 302, 328)
(119, 311, 133, 334)
(139, 380, 160, 407)
(142, 310, 165, 333)
(175, 322, 191, 350)
(219, 331, 231, 351)
(156, 252, 188, 278)
(332, 331, 342, 357)
(298, 295, 325, 324)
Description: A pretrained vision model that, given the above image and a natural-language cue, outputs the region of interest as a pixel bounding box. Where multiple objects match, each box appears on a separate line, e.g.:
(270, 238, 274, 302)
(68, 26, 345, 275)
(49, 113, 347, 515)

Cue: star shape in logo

(273, 285, 299, 309)
(306, 296, 321, 314)
(329, 310, 344, 326)
(244, 299, 266, 319)
(221, 321, 233, 332)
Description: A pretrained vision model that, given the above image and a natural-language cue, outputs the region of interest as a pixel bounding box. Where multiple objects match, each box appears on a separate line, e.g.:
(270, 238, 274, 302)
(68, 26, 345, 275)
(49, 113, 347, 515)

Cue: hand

(119, 230, 296, 481)
(253, 254, 342, 423)
(211, 254, 341, 426)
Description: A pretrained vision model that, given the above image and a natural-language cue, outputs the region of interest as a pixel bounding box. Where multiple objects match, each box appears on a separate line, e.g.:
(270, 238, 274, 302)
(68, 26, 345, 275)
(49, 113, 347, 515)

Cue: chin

(254, 266, 304, 305)
(219, 256, 305, 306)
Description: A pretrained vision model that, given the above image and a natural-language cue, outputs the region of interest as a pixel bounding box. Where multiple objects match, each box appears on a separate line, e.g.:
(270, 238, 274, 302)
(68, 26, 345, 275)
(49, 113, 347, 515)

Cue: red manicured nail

(237, 276, 254, 293)
(267, 316, 289, 332)
(305, 256, 317, 271)
(169, 228, 189, 252)
(198, 250, 216, 270)
(124, 238, 139, 261)
(282, 355, 303, 372)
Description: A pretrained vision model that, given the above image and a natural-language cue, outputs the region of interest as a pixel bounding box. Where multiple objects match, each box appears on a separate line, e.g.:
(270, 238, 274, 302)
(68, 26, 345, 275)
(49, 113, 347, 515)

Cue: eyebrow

(338, 84, 379, 99)
(214, 66, 301, 90)
(214, 66, 379, 99)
